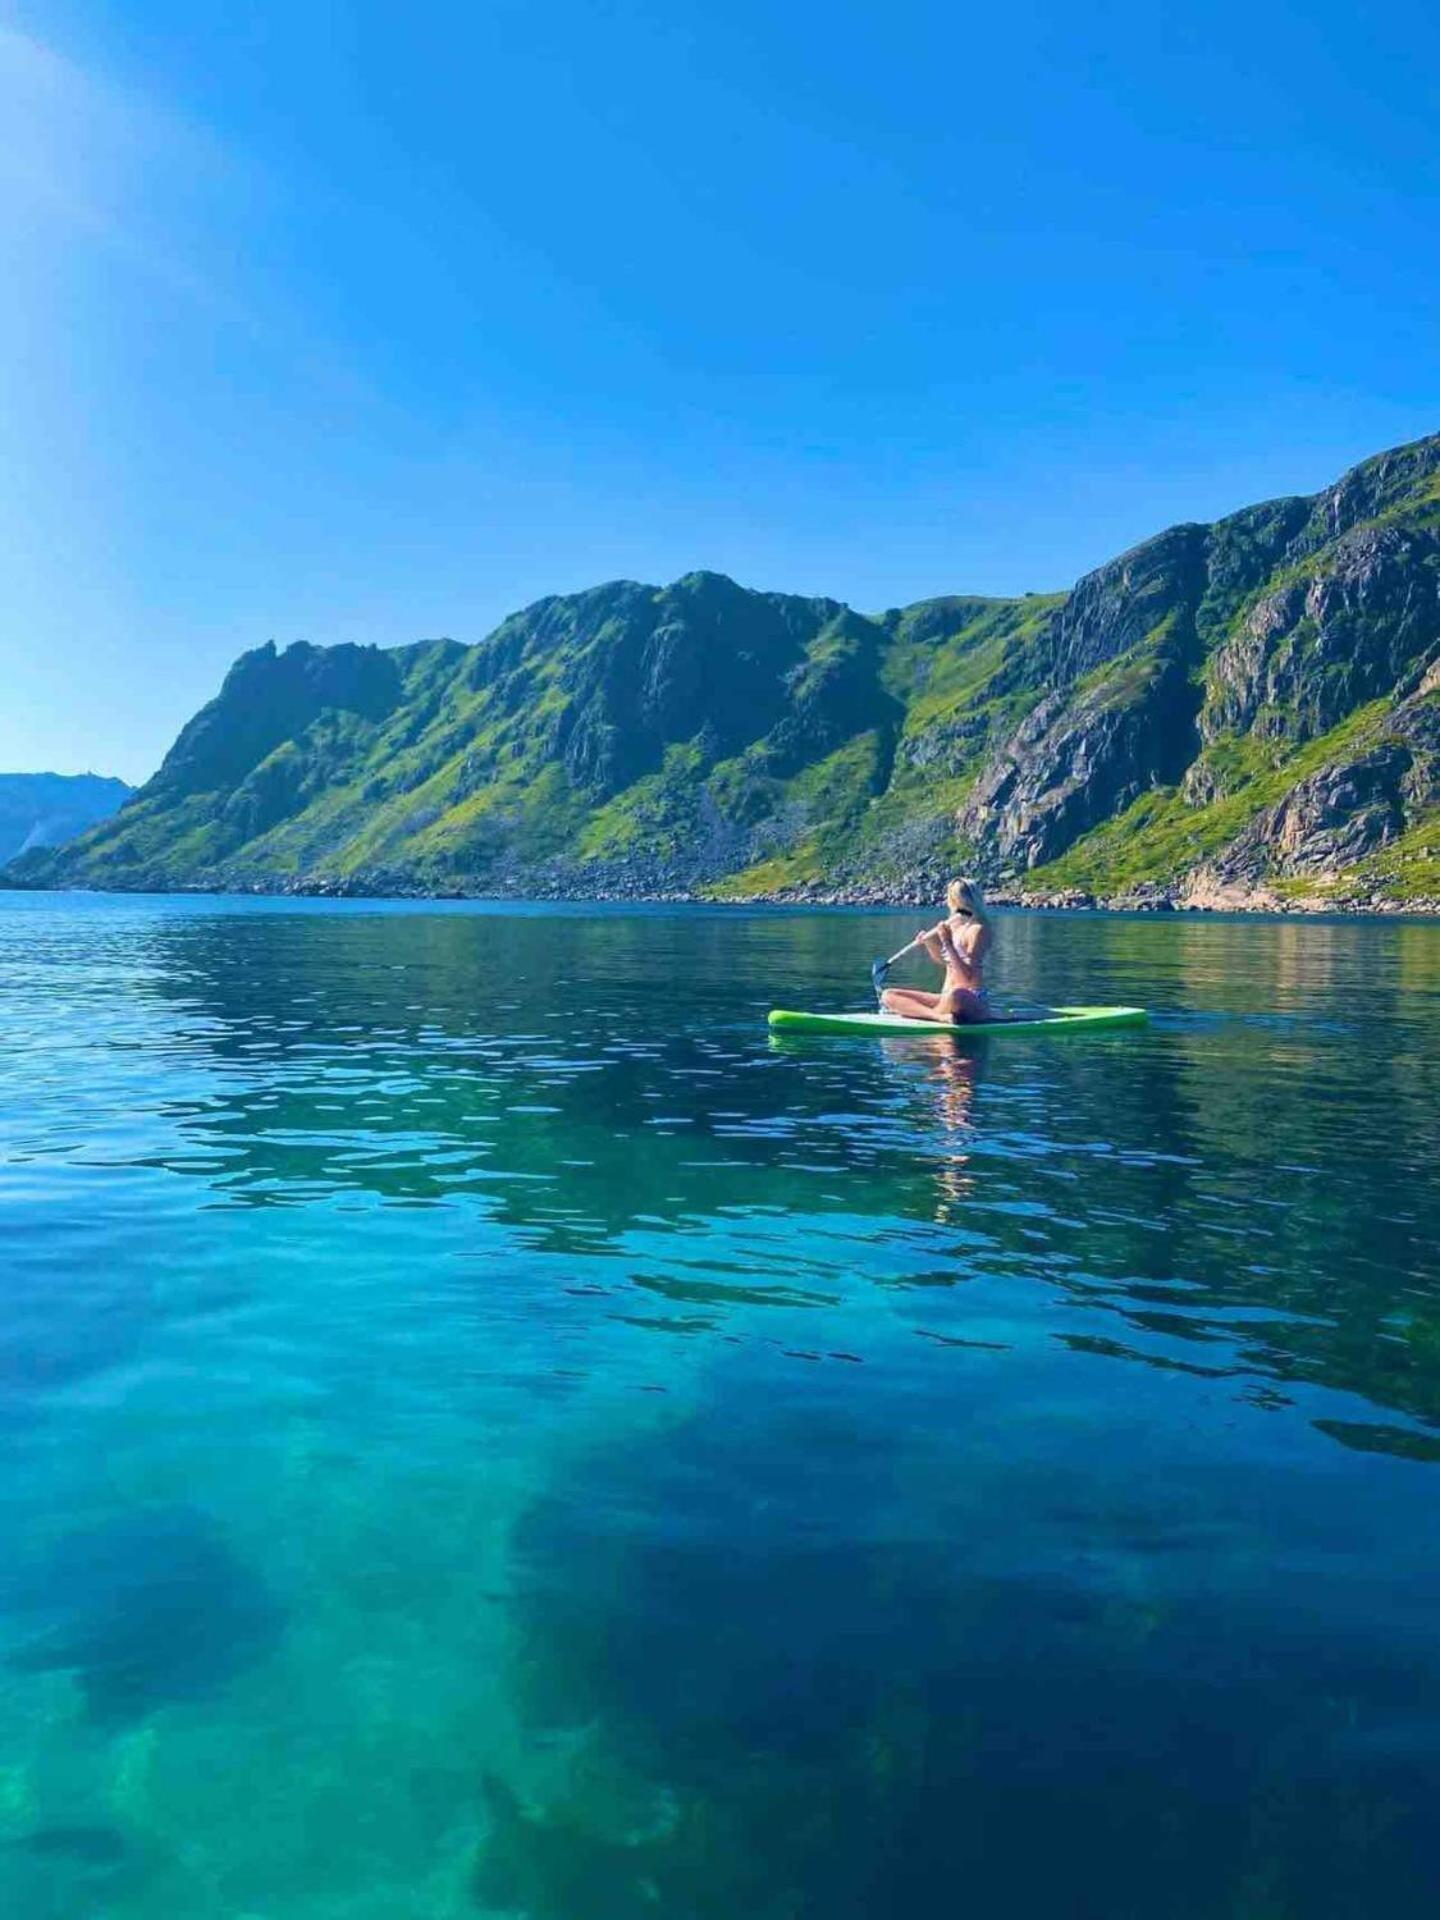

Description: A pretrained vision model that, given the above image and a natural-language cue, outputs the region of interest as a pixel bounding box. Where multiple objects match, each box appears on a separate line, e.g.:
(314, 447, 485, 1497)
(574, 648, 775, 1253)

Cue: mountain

(11, 432, 1440, 911)
(0, 773, 133, 868)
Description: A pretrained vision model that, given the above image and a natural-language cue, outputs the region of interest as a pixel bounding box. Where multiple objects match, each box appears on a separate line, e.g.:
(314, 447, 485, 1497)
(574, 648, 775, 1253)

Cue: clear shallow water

(2, 893, 1439, 1919)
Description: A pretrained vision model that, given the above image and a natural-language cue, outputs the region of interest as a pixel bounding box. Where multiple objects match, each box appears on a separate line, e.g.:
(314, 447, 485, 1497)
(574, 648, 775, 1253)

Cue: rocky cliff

(11, 432, 1440, 910)
(0, 773, 133, 868)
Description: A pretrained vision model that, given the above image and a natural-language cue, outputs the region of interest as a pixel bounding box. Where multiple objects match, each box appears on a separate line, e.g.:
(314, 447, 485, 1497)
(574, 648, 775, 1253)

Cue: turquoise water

(2, 893, 1439, 1918)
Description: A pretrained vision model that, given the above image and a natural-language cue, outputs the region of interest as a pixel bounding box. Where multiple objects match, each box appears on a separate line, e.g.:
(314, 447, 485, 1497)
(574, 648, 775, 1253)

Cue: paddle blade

(870, 958, 889, 996)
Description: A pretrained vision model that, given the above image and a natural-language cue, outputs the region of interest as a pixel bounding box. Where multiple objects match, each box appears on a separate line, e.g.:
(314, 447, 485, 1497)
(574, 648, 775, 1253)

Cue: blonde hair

(946, 877, 989, 923)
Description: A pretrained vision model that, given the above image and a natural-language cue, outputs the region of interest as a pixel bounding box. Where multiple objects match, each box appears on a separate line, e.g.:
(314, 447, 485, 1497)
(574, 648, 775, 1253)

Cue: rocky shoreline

(768, 871, 1440, 916)
(11, 867, 1434, 915)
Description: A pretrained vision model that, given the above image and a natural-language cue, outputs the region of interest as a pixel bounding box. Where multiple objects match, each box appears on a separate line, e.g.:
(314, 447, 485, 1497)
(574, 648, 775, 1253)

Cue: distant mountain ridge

(0, 773, 133, 868)
(11, 431, 1440, 910)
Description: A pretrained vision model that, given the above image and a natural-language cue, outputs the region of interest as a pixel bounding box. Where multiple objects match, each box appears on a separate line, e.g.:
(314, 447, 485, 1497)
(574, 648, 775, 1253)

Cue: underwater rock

(12, 1825, 131, 1867)
(487, 1393, 1440, 1918)
(6, 1504, 283, 1724)
(5, 1821, 150, 1920)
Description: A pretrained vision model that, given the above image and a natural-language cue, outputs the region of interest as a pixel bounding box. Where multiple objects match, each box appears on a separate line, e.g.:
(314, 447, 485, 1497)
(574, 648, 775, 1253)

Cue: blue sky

(3, 0, 1437, 782)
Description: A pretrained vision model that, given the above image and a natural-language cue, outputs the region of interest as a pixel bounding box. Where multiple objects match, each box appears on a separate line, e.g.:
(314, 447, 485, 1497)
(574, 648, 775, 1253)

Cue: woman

(880, 878, 993, 1025)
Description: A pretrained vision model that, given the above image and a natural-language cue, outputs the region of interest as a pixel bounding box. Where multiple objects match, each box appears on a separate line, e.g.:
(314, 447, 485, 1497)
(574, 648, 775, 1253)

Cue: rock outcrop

(1202, 525, 1440, 744)
(1211, 692, 1440, 884)
(11, 430, 1440, 911)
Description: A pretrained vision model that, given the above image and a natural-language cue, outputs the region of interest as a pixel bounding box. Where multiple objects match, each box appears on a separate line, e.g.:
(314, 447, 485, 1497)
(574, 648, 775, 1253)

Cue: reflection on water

(887, 1036, 980, 1221)
(1, 893, 1439, 1916)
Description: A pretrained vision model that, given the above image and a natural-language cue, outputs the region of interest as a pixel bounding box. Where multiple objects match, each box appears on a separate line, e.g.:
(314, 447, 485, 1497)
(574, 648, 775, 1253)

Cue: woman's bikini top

(946, 914, 988, 986)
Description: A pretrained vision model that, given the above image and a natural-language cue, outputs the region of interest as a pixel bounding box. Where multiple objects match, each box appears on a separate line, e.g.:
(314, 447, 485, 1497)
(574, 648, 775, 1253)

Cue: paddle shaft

(872, 918, 1058, 1020)
(871, 923, 943, 993)
(883, 929, 929, 968)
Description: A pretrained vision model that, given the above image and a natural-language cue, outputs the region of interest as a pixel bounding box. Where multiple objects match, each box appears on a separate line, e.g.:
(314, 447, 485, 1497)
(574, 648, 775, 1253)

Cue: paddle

(870, 928, 934, 996)
(871, 922, 1058, 1022)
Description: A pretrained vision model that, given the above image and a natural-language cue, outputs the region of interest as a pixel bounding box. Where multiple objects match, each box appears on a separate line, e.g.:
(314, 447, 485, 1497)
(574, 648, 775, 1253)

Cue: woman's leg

(942, 987, 992, 1024)
(880, 988, 951, 1022)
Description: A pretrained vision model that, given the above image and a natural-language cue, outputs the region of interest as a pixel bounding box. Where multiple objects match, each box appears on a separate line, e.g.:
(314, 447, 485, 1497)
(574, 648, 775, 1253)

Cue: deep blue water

(2, 892, 1439, 1918)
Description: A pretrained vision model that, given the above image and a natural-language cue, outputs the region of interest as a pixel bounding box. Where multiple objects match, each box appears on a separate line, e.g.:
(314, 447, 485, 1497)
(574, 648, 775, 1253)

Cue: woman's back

(945, 912, 989, 987)
(877, 877, 994, 1026)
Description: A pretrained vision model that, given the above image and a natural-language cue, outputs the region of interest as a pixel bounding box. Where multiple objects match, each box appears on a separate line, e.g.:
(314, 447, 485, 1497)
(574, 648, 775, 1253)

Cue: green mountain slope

(12, 433, 1440, 909)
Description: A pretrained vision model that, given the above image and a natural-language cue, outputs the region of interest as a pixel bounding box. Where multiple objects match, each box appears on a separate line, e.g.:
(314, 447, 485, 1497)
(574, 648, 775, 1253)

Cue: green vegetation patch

(1349, 811, 1440, 904)
(1029, 698, 1398, 894)
(578, 743, 708, 861)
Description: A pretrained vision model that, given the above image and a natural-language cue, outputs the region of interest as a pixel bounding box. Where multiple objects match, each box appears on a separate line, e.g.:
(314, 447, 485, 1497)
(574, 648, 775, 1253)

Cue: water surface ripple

(2, 895, 1439, 1917)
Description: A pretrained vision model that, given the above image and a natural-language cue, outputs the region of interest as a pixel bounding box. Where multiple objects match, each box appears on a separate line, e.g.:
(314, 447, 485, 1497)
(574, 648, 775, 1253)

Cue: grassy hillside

(12, 434, 1440, 910)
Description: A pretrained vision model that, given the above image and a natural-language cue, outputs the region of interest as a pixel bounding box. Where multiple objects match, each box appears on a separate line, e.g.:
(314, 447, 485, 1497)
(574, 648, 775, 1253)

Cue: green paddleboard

(767, 1005, 1148, 1038)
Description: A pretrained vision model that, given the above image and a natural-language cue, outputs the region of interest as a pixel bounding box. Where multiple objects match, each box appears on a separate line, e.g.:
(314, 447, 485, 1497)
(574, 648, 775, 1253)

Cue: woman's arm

(919, 925, 947, 965)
